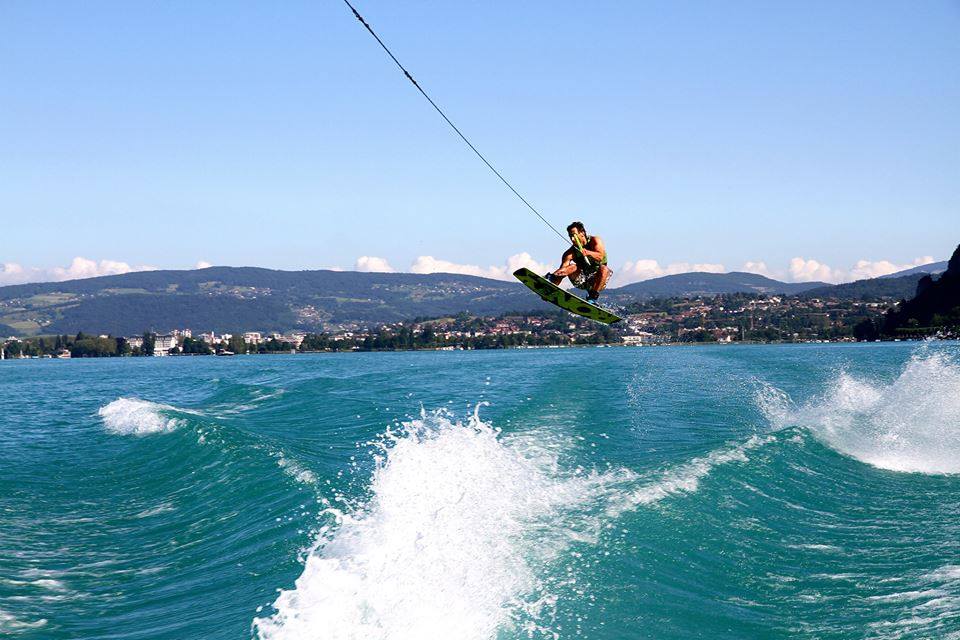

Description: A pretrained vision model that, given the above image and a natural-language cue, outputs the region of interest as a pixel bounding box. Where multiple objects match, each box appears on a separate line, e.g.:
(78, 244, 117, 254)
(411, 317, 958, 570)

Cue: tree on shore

(140, 332, 155, 356)
(71, 336, 118, 358)
(225, 334, 248, 354)
(883, 243, 960, 336)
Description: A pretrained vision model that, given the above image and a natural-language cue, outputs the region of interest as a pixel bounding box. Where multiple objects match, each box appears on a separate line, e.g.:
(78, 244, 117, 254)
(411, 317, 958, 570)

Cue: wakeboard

(513, 267, 622, 324)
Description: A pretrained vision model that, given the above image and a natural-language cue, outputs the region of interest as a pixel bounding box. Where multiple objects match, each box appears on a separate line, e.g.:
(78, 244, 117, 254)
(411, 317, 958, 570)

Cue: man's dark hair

(567, 221, 585, 234)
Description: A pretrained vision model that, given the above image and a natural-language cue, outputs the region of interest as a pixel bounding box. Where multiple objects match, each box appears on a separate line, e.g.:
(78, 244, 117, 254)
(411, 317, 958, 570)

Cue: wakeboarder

(547, 221, 612, 302)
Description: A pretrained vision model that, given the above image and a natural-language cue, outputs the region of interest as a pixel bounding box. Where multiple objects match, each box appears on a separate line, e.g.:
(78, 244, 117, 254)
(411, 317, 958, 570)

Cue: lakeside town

(2, 290, 955, 359)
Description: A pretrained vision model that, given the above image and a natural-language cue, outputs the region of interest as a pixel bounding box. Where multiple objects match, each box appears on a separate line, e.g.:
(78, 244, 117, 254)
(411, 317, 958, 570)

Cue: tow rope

(342, 0, 569, 245)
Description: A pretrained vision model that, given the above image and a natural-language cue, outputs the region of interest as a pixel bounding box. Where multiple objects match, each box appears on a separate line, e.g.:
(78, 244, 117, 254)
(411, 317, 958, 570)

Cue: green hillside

(613, 271, 826, 299)
(801, 274, 924, 301)
(0, 267, 550, 336)
(0, 264, 934, 337)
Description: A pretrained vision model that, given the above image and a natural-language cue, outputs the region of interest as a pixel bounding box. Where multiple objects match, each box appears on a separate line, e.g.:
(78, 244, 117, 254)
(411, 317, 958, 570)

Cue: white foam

(796, 544, 841, 552)
(136, 502, 177, 518)
(253, 406, 772, 640)
(866, 564, 960, 636)
(29, 578, 66, 591)
(605, 435, 772, 517)
(0, 609, 47, 633)
(253, 408, 624, 640)
(759, 351, 960, 475)
(926, 566, 960, 582)
(98, 398, 183, 436)
(276, 454, 318, 485)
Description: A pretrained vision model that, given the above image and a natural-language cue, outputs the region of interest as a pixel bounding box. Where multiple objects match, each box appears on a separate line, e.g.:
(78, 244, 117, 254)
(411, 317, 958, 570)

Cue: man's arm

(552, 248, 577, 276)
(580, 235, 606, 263)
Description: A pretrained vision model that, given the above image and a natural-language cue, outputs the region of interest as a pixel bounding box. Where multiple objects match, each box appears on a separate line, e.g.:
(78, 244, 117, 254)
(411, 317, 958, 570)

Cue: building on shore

(153, 334, 177, 356)
(270, 333, 306, 348)
(622, 332, 657, 346)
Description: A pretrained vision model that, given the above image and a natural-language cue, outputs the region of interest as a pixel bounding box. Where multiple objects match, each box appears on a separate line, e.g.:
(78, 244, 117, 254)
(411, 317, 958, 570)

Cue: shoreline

(2, 336, 954, 361)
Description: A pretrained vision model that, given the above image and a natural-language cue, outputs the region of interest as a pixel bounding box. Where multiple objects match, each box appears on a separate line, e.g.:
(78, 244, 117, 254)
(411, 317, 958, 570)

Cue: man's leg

(587, 265, 612, 300)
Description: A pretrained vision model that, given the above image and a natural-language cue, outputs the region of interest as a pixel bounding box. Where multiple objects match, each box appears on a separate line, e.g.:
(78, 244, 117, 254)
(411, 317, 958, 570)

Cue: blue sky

(1, 1, 958, 285)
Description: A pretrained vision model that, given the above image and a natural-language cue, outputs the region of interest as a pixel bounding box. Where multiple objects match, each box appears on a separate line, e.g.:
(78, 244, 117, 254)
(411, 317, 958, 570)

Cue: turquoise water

(2, 342, 960, 639)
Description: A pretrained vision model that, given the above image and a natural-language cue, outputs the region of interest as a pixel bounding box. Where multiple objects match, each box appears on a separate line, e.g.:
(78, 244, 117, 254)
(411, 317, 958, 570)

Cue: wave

(0, 608, 47, 634)
(604, 434, 773, 518)
(98, 398, 186, 436)
(866, 565, 960, 638)
(97, 395, 325, 505)
(253, 406, 768, 640)
(759, 350, 960, 475)
(254, 408, 623, 639)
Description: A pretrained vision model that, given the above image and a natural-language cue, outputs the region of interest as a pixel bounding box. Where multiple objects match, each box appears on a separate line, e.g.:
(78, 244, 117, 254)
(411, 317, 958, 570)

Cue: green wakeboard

(513, 267, 622, 324)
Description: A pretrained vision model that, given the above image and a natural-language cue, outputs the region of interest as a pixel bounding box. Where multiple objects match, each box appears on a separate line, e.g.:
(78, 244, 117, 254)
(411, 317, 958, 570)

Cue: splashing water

(605, 434, 774, 518)
(253, 408, 627, 640)
(252, 402, 772, 640)
(760, 352, 960, 474)
(98, 398, 184, 436)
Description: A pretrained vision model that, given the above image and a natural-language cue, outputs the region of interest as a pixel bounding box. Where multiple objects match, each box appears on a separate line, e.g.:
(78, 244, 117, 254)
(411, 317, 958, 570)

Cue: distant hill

(0, 267, 552, 336)
(880, 261, 948, 279)
(802, 274, 925, 301)
(609, 271, 826, 299)
(0, 262, 942, 337)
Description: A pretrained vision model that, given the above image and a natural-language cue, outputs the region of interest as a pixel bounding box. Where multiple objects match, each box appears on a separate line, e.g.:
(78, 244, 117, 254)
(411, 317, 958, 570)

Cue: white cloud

(358, 252, 945, 287)
(195, 260, 213, 269)
(741, 261, 775, 278)
(612, 259, 725, 287)
(504, 252, 554, 277)
(848, 256, 934, 280)
(785, 255, 937, 284)
(409, 252, 552, 281)
(355, 256, 395, 273)
(1, 263, 26, 281)
(788, 257, 844, 283)
(50, 257, 133, 281)
(410, 256, 490, 278)
(0, 257, 156, 286)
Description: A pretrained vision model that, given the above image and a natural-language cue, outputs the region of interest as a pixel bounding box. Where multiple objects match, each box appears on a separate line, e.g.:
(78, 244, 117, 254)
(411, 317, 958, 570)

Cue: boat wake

(97, 398, 187, 436)
(759, 350, 960, 474)
(97, 396, 320, 490)
(253, 405, 768, 639)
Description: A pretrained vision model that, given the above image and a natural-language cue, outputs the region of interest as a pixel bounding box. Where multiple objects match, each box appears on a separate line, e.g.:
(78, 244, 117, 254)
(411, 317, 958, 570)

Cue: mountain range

(0, 262, 943, 337)
(881, 261, 948, 278)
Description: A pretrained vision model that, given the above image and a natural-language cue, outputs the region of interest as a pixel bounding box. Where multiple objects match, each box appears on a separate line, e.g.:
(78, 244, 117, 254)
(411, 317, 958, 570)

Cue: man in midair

(547, 221, 612, 302)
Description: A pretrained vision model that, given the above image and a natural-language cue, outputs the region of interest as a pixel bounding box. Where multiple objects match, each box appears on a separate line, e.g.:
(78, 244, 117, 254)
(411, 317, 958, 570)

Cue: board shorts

(571, 266, 607, 290)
